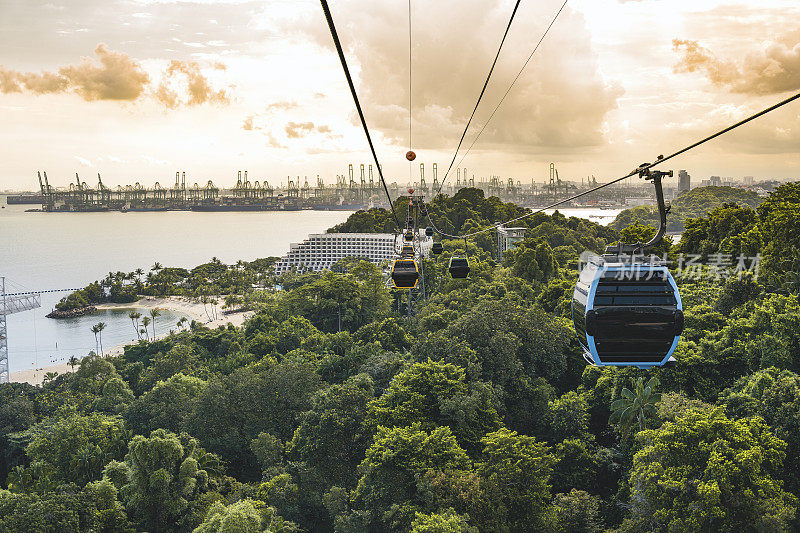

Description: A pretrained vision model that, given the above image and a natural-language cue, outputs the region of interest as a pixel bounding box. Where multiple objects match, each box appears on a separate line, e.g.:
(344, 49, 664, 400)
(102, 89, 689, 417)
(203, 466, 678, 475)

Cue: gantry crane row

(0, 278, 79, 384)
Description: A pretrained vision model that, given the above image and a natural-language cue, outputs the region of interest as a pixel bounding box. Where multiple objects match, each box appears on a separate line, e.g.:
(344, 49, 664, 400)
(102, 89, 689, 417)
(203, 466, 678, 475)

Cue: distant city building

(678, 170, 691, 192)
(743, 176, 754, 186)
(274, 233, 398, 275)
(497, 226, 526, 260)
(709, 176, 722, 187)
(625, 197, 652, 206)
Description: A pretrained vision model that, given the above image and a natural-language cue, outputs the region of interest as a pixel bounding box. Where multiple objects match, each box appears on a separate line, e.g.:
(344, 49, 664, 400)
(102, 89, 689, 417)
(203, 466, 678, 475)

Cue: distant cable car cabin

(572, 167, 683, 368)
(401, 244, 415, 257)
(432, 242, 443, 255)
(448, 257, 470, 279)
(404, 230, 414, 241)
(391, 259, 419, 289)
(425, 226, 434, 237)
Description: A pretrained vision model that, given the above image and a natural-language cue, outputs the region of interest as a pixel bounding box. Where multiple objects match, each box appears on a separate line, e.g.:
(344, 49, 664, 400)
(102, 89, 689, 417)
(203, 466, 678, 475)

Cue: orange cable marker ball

(406, 150, 416, 161)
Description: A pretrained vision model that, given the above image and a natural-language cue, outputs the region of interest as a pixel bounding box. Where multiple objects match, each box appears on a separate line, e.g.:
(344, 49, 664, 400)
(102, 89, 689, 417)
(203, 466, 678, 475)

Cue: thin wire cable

(408, 0, 413, 153)
(319, 0, 401, 229)
(430, 90, 800, 238)
(446, 0, 569, 188)
(438, 0, 523, 195)
(408, 0, 413, 184)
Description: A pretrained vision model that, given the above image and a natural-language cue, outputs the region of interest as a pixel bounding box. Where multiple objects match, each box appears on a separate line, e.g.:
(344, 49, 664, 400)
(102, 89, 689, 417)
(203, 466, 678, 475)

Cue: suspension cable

(408, 0, 413, 184)
(429, 90, 800, 239)
(319, 0, 401, 229)
(447, 0, 569, 186)
(438, 0, 523, 196)
(408, 0, 413, 154)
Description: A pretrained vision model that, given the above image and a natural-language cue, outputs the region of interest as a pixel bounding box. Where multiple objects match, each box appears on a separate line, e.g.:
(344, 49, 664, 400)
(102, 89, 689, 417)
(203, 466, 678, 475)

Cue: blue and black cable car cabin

(572, 167, 683, 368)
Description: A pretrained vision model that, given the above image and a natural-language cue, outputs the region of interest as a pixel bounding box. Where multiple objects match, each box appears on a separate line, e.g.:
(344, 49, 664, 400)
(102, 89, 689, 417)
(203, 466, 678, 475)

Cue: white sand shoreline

(10, 296, 252, 386)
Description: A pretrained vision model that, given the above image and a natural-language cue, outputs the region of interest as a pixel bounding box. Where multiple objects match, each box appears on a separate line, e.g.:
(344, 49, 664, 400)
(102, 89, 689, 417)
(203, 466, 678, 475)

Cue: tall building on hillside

(274, 233, 399, 275)
(678, 170, 691, 192)
(497, 226, 526, 260)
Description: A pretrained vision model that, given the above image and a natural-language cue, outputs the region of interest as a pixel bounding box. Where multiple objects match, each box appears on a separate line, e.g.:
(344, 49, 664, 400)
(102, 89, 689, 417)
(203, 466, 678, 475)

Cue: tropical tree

(609, 376, 661, 437)
(42, 371, 58, 385)
(129, 311, 142, 339)
(151, 262, 162, 272)
(149, 308, 160, 338)
(96, 322, 106, 356)
(200, 294, 212, 322)
(107, 429, 218, 532)
(91, 324, 100, 354)
(141, 317, 151, 341)
(68, 356, 79, 372)
(622, 409, 797, 531)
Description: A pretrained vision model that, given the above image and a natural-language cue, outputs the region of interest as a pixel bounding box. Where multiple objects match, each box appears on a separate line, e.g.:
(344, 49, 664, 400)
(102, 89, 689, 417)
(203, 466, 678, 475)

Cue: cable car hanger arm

(605, 165, 672, 256)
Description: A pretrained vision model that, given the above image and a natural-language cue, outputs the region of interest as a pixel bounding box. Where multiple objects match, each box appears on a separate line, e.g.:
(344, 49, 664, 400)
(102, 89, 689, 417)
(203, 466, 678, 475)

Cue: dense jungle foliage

(610, 185, 763, 232)
(54, 258, 279, 312)
(2, 183, 800, 532)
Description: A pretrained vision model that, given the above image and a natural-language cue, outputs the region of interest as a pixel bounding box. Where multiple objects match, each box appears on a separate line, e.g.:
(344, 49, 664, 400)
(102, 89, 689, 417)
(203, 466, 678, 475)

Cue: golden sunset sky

(1, 0, 798, 190)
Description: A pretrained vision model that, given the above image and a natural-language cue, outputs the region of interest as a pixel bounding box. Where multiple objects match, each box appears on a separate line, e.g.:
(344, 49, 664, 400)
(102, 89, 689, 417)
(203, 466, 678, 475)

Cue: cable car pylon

(1, 277, 42, 383)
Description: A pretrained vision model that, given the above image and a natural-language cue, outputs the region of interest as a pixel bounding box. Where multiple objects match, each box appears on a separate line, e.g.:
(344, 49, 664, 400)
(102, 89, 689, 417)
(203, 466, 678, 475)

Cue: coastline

(10, 296, 252, 386)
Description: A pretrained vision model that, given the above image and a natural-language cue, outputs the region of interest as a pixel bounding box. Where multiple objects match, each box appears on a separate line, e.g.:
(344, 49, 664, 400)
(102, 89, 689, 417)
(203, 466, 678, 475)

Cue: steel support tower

(0, 277, 41, 383)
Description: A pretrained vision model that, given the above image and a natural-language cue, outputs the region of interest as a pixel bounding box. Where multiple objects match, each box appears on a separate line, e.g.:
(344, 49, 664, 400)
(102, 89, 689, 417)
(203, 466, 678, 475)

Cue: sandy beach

(10, 296, 252, 386)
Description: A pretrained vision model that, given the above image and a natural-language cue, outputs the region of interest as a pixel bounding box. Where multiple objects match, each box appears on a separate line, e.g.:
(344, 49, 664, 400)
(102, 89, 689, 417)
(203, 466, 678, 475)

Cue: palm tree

(151, 262, 163, 272)
(96, 322, 106, 356)
(43, 371, 58, 384)
(129, 311, 142, 339)
(68, 356, 79, 372)
(200, 294, 212, 321)
(610, 376, 661, 437)
(177, 316, 188, 331)
(141, 316, 151, 340)
(149, 308, 161, 338)
(91, 324, 100, 354)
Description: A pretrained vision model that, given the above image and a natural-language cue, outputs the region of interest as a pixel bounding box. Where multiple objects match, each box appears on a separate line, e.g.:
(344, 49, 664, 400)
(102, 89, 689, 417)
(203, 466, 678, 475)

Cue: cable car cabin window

(391, 259, 419, 289)
(449, 257, 469, 279)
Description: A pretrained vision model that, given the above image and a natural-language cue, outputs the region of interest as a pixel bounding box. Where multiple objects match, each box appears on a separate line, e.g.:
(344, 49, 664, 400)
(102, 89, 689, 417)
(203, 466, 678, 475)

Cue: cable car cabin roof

(448, 257, 470, 279)
(391, 259, 419, 289)
(572, 259, 683, 368)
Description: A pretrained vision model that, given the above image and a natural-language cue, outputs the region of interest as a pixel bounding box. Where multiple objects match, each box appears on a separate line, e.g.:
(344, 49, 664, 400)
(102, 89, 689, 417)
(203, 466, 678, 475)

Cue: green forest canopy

(611, 185, 763, 232)
(2, 183, 799, 532)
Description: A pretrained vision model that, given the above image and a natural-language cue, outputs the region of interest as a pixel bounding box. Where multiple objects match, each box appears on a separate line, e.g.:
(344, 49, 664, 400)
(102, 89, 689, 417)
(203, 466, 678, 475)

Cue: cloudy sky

(1, 0, 798, 190)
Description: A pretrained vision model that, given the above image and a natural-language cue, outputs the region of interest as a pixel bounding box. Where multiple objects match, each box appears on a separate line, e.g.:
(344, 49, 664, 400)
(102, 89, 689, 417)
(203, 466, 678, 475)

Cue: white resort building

(274, 233, 399, 275)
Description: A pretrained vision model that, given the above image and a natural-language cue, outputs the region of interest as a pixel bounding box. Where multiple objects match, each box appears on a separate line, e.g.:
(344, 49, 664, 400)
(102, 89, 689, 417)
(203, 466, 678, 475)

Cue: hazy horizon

(1, 0, 799, 190)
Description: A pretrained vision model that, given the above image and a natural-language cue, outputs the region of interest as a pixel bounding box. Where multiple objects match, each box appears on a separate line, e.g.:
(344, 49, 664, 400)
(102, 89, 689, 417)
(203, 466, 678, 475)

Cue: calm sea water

(0, 199, 352, 374)
(0, 196, 622, 374)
